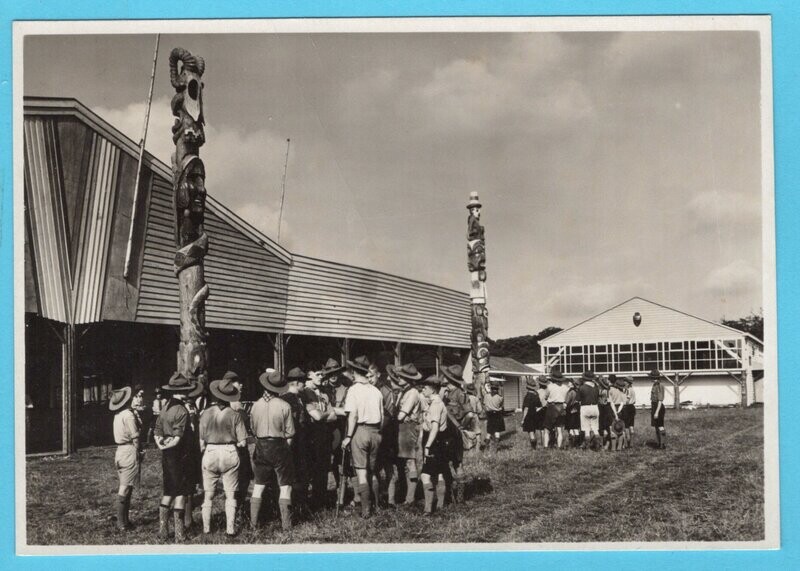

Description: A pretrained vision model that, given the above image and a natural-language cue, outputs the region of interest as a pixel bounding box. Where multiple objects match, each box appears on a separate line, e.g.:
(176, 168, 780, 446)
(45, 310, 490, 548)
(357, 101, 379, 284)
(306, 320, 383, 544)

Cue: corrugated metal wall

(136, 176, 291, 332)
(24, 118, 72, 323)
(285, 255, 470, 346)
(71, 135, 120, 323)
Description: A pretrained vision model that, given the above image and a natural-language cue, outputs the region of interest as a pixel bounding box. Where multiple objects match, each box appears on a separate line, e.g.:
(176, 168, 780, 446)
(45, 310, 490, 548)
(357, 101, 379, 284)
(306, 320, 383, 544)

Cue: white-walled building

(539, 297, 764, 408)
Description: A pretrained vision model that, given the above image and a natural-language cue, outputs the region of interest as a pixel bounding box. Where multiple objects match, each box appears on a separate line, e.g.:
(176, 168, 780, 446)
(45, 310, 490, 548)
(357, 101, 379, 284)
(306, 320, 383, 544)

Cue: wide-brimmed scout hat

(188, 378, 205, 398)
(549, 367, 565, 383)
(395, 363, 423, 383)
(581, 370, 596, 383)
(612, 418, 626, 435)
(162, 372, 197, 393)
(596, 376, 610, 390)
(441, 364, 465, 388)
(319, 358, 345, 379)
(222, 370, 239, 381)
(210, 378, 241, 403)
(287, 367, 306, 383)
(526, 377, 539, 391)
(347, 355, 372, 375)
(649, 368, 661, 380)
(109, 387, 132, 411)
(419, 374, 443, 389)
(385, 364, 403, 389)
(259, 370, 289, 395)
(614, 378, 627, 390)
(466, 191, 482, 209)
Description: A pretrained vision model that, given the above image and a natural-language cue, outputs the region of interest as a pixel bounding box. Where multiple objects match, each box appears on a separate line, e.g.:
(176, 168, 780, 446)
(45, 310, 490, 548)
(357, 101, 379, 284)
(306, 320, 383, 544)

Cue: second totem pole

(467, 191, 490, 390)
(170, 47, 210, 391)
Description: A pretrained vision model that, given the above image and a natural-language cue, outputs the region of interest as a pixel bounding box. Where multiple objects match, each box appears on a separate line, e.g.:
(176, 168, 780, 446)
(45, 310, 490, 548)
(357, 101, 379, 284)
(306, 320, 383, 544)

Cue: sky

(23, 29, 766, 339)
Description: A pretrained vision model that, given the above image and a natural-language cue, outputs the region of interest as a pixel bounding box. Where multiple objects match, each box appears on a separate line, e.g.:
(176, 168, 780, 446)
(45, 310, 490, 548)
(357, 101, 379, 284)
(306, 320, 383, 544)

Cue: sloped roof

(540, 297, 762, 346)
(490, 356, 537, 375)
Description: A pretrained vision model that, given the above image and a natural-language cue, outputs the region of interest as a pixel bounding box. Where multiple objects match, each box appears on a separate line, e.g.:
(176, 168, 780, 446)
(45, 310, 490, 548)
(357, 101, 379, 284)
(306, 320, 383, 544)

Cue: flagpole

(123, 34, 161, 278)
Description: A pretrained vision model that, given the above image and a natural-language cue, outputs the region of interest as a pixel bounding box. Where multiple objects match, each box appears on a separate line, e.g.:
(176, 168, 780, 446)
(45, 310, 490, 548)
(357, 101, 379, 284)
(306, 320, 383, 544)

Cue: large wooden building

(539, 297, 764, 409)
(23, 97, 471, 454)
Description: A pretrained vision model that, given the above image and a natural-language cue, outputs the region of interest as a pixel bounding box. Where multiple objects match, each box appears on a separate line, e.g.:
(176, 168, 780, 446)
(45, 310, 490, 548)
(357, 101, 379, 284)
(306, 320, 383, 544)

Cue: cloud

(540, 278, 654, 327)
(686, 189, 761, 228)
(704, 259, 760, 297)
(93, 99, 292, 242)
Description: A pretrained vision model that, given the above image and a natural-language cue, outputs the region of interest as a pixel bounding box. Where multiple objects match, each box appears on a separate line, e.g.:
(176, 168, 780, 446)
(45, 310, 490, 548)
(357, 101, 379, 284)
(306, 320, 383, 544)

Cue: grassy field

(25, 407, 764, 545)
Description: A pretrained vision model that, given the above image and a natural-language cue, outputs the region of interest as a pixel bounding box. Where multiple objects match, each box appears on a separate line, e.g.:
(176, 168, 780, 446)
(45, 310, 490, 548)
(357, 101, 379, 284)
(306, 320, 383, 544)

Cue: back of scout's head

(347, 355, 373, 384)
(259, 369, 290, 396)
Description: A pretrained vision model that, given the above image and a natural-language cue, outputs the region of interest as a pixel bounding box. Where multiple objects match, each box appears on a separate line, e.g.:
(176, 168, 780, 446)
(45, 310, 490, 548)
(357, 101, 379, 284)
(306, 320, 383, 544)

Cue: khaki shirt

(626, 387, 637, 405)
(422, 394, 448, 432)
(545, 383, 569, 404)
(113, 409, 140, 445)
(397, 386, 422, 423)
(651, 381, 665, 403)
(608, 386, 627, 406)
(344, 381, 384, 425)
(199, 404, 247, 444)
(154, 400, 189, 439)
(484, 393, 504, 412)
(250, 395, 295, 439)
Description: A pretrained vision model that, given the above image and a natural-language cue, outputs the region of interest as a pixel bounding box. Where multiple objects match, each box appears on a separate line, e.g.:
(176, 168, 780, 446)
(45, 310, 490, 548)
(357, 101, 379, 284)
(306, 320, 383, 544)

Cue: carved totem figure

(170, 47, 210, 393)
(466, 192, 490, 389)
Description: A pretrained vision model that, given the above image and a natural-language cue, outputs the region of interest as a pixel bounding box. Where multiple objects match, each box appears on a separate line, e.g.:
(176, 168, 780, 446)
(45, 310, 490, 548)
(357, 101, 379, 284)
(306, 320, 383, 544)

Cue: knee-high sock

(172, 508, 186, 542)
(357, 482, 372, 517)
(405, 470, 418, 504)
(184, 496, 193, 526)
(224, 499, 237, 534)
(387, 469, 399, 505)
(278, 498, 292, 530)
(115, 495, 127, 528)
(423, 481, 435, 513)
(249, 497, 262, 529)
(436, 477, 447, 508)
(158, 503, 171, 539)
(201, 499, 213, 533)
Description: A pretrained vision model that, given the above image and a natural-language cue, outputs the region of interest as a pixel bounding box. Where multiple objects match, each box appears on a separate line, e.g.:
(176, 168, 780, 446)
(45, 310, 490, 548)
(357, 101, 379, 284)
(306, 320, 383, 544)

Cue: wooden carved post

(169, 48, 210, 392)
(467, 192, 490, 392)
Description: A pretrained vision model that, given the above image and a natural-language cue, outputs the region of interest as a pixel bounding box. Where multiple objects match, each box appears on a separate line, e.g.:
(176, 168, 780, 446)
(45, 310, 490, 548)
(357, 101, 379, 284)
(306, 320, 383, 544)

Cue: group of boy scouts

(520, 366, 668, 452)
(109, 355, 498, 541)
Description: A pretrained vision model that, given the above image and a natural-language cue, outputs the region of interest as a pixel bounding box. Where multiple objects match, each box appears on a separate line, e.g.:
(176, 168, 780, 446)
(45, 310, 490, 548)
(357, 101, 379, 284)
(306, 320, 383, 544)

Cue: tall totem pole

(467, 191, 490, 390)
(169, 48, 210, 391)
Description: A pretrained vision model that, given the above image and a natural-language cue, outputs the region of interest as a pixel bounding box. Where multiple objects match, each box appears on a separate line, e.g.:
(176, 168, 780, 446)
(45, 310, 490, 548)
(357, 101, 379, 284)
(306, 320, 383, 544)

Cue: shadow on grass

(464, 476, 492, 501)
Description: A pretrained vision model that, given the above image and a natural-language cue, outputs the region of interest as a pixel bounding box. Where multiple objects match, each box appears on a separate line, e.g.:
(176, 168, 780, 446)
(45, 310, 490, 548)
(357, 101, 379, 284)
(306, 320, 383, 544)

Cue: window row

(544, 339, 743, 374)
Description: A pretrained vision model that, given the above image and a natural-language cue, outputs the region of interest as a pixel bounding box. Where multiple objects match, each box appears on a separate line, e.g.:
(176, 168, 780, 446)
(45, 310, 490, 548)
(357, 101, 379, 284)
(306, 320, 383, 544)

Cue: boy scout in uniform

(650, 369, 667, 449)
(304, 367, 339, 510)
(154, 372, 198, 542)
(225, 371, 253, 525)
(386, 363, 423, 506)
(283, 367, 311, 516)
(419, 374, 450, 515)
(199, 377, 248, 536)
(440, 365, 469, 503)
(110, 386, 144, 531)
(250, 370, 296, 530)
(341, 355, 384, 518)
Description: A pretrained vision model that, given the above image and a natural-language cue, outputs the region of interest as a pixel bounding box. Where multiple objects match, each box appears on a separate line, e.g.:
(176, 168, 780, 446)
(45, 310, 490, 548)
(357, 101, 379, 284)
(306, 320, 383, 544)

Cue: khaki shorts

(351, 425, 382, 471)
(580, 405, 600, 434)
(115, 444, 140, 487)
(202, 444, 241, 492)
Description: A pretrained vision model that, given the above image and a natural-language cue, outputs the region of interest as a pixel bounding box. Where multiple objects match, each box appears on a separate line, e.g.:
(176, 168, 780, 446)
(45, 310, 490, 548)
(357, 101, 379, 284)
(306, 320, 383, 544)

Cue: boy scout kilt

(621, 404, 636, 427)
(421, 428, 451, 476)
(398, 420, 420, 459)
(521, 410, 538, 432)
(486, 410, 505, 434)
(599, 403, 613, 433)
(651, 402, 665, 428)
(566, 406, 581, 431)
(544, 403, 565, 429)
(161, 445, 196, 496)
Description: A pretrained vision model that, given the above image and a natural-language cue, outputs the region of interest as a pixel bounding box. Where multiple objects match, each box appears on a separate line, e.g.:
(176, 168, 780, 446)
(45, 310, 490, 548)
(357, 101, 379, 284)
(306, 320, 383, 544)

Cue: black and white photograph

(14, 16, 778, 553)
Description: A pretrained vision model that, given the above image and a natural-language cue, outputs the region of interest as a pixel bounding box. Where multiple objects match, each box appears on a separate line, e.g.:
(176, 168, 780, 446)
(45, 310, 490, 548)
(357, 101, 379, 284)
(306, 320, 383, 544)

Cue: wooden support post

(273, 332, 285, 377)
(340, 338, 350, 368)
(394, 342, 403, 367)
(435, 346, 443, 376)
(673, 373, 681, 411)
(739, 373, 747, 408)
(61, 323, 77, 455)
